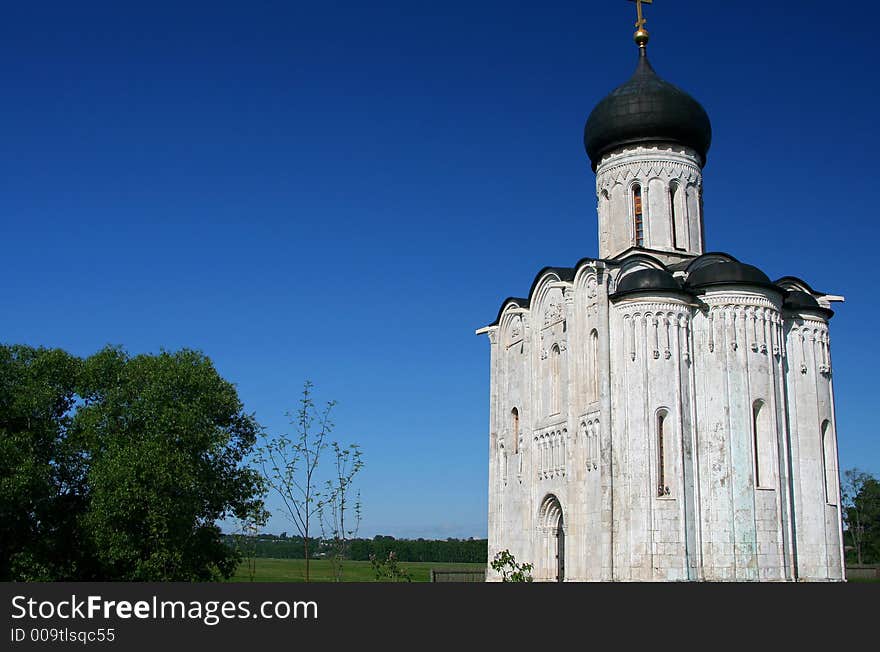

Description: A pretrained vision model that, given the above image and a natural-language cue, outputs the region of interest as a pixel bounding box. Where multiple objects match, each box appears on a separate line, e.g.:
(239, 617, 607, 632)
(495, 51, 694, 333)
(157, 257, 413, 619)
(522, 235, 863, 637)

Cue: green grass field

(232, 558, 486, 582)
(233, 558, 879, 582)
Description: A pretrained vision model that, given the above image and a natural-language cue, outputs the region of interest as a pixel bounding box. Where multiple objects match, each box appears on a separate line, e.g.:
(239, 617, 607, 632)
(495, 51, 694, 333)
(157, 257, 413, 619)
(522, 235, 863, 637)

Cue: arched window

(589, 329, 599, 401)
(657, 410, 670, 496)
(632, 184, 644, 247)
(753, 400, 775, 488)
(512, 407, 520, 454)
(670, 181, 685, 251)
(549, 344, 561, 415)
(822, 420, 836, 504)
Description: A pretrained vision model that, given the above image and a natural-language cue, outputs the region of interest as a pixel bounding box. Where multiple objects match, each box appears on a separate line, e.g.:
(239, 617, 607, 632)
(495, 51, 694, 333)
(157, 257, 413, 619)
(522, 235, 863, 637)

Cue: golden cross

(628, 0, 653, 31)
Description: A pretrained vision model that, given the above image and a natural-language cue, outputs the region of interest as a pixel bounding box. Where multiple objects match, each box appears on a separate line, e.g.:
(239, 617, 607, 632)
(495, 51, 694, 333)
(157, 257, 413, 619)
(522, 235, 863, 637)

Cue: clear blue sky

(2, 1, 876, 538)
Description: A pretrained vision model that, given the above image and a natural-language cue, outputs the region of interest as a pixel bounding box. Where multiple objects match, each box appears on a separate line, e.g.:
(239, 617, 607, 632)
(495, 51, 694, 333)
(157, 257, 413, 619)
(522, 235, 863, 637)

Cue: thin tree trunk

(305, 535, 310, 582)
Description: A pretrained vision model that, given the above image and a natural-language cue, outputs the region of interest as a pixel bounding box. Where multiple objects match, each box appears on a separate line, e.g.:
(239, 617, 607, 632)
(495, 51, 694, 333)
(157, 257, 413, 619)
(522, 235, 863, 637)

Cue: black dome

(686, 261, 775, 290)
(783, 290, 834, 318)
(584, 52, 712, 170)
(613, 268, 685, 297)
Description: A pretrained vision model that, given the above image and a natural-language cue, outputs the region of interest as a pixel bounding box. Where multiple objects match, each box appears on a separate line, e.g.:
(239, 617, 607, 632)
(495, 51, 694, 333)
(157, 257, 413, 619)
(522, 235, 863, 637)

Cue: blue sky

(2, 1, 876, 538)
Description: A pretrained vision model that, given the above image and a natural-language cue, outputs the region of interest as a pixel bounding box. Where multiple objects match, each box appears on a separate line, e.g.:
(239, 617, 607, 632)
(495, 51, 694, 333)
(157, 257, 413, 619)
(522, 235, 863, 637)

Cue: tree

(0, 345, 83, 580)
(369, 551, 412, 582)
(842, 468, 880, 565)
(231, 511, 269, 582)
(76, 348, 266, 580)
(256, 381, 334, 582)
(0, 344, 266, 581)
(318, 442, 363, 581)
(490, 549, 534, 582)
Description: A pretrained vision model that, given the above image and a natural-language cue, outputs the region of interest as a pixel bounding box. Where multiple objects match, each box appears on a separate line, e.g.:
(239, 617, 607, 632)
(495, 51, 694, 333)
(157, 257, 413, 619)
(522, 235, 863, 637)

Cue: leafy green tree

(491, 549, 534, 582)
(369, 551, 412, 582)
(842, 468, 880, 565)
(0, 345, 83, 580)
(75, 348, 266, 581)
(0, 344, 265, 581)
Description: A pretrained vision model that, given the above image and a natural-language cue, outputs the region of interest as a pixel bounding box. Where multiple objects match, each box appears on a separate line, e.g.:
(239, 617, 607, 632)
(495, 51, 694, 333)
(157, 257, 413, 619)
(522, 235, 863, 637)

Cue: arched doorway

(539, 494, 565, 582)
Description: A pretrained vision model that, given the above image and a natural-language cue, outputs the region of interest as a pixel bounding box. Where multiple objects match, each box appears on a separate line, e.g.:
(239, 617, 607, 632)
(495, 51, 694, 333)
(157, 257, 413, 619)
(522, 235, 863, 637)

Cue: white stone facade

(478, 143, 845, 582)
(596, 145, 704, 260)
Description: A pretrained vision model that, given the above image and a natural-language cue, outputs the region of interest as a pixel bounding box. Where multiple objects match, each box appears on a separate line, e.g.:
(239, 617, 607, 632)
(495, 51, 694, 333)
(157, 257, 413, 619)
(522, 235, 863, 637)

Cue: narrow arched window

(550, 344, 561, 415)
(512, 407, 520, 454)
(753, 400, 775, 488)
(753, 401, 763, 485)
(590, 329, 599, 401)
(657, 410, 670, 496)
(822, 420, 836, 504)
(632, 184, 644, 247)
(670, 181, 685, 251)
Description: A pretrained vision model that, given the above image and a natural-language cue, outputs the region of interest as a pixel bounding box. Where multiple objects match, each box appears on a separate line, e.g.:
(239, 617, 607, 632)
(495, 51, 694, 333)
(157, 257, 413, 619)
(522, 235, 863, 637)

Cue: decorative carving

(580, 413, 601, 473)
(585, 274, 599, 309)
(615, 304, 691, 365)
(510, 318, 521, 341)
(596, 147, 702, 196)
(543, 302, 564, 326)
(702, 294, 782, 311)
(535, 428, 568, 481)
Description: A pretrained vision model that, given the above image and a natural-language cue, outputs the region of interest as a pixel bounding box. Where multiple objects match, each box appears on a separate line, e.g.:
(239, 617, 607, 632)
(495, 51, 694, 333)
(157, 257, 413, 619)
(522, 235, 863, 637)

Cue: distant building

(476, 9, 844, 581)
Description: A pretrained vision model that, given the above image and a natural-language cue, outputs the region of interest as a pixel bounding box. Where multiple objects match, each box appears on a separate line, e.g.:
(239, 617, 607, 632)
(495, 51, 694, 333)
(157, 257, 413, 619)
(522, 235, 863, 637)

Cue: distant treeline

(225, 534, 488, 564)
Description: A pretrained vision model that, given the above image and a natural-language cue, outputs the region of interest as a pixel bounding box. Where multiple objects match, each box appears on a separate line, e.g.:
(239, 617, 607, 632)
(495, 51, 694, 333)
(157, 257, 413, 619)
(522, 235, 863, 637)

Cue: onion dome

(584, 50, 712, 170)
(783, 290, 834, 318)
(686, 261, 777, 291)
(613, 267, 685, 298)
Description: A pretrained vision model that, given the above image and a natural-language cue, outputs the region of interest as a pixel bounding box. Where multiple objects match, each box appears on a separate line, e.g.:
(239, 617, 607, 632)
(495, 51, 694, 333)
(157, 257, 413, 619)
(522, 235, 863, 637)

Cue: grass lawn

(231, 558, 486, 582)
(233, 559, 879, 582)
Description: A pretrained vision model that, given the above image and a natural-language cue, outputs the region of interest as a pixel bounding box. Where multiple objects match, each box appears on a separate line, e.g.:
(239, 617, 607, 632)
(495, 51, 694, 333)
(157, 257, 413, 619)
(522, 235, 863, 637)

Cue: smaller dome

(784, 290, 819, 310)
(783, 290, 834, 318)
(686, 261, 775, 290)
(613, 268, 684, 298)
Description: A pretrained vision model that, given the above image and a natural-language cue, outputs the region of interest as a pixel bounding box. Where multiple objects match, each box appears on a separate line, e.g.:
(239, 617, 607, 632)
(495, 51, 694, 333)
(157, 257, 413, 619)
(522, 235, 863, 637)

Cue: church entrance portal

(539, 495, 565, 582)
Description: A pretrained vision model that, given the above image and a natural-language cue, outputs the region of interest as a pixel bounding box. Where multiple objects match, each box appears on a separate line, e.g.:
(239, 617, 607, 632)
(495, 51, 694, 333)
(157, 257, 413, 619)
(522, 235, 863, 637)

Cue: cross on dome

(628, 0, 653, 48)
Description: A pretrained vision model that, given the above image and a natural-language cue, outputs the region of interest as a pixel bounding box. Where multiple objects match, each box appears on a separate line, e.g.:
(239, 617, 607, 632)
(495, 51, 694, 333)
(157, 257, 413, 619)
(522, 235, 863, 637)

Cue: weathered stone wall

(608, 285, 695, 581)
(690, 286, 791, 580)
(784, 311, 844, 580)
(595, 144, 704, 260)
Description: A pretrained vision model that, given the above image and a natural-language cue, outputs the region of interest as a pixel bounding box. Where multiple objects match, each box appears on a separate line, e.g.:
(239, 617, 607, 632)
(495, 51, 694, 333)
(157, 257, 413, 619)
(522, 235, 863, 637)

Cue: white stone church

(476, 19, 845, 581)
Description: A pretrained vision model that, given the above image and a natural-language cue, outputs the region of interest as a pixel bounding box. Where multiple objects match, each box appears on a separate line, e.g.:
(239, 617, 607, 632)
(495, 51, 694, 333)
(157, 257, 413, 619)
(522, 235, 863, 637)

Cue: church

(476, 6, 845, 581)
